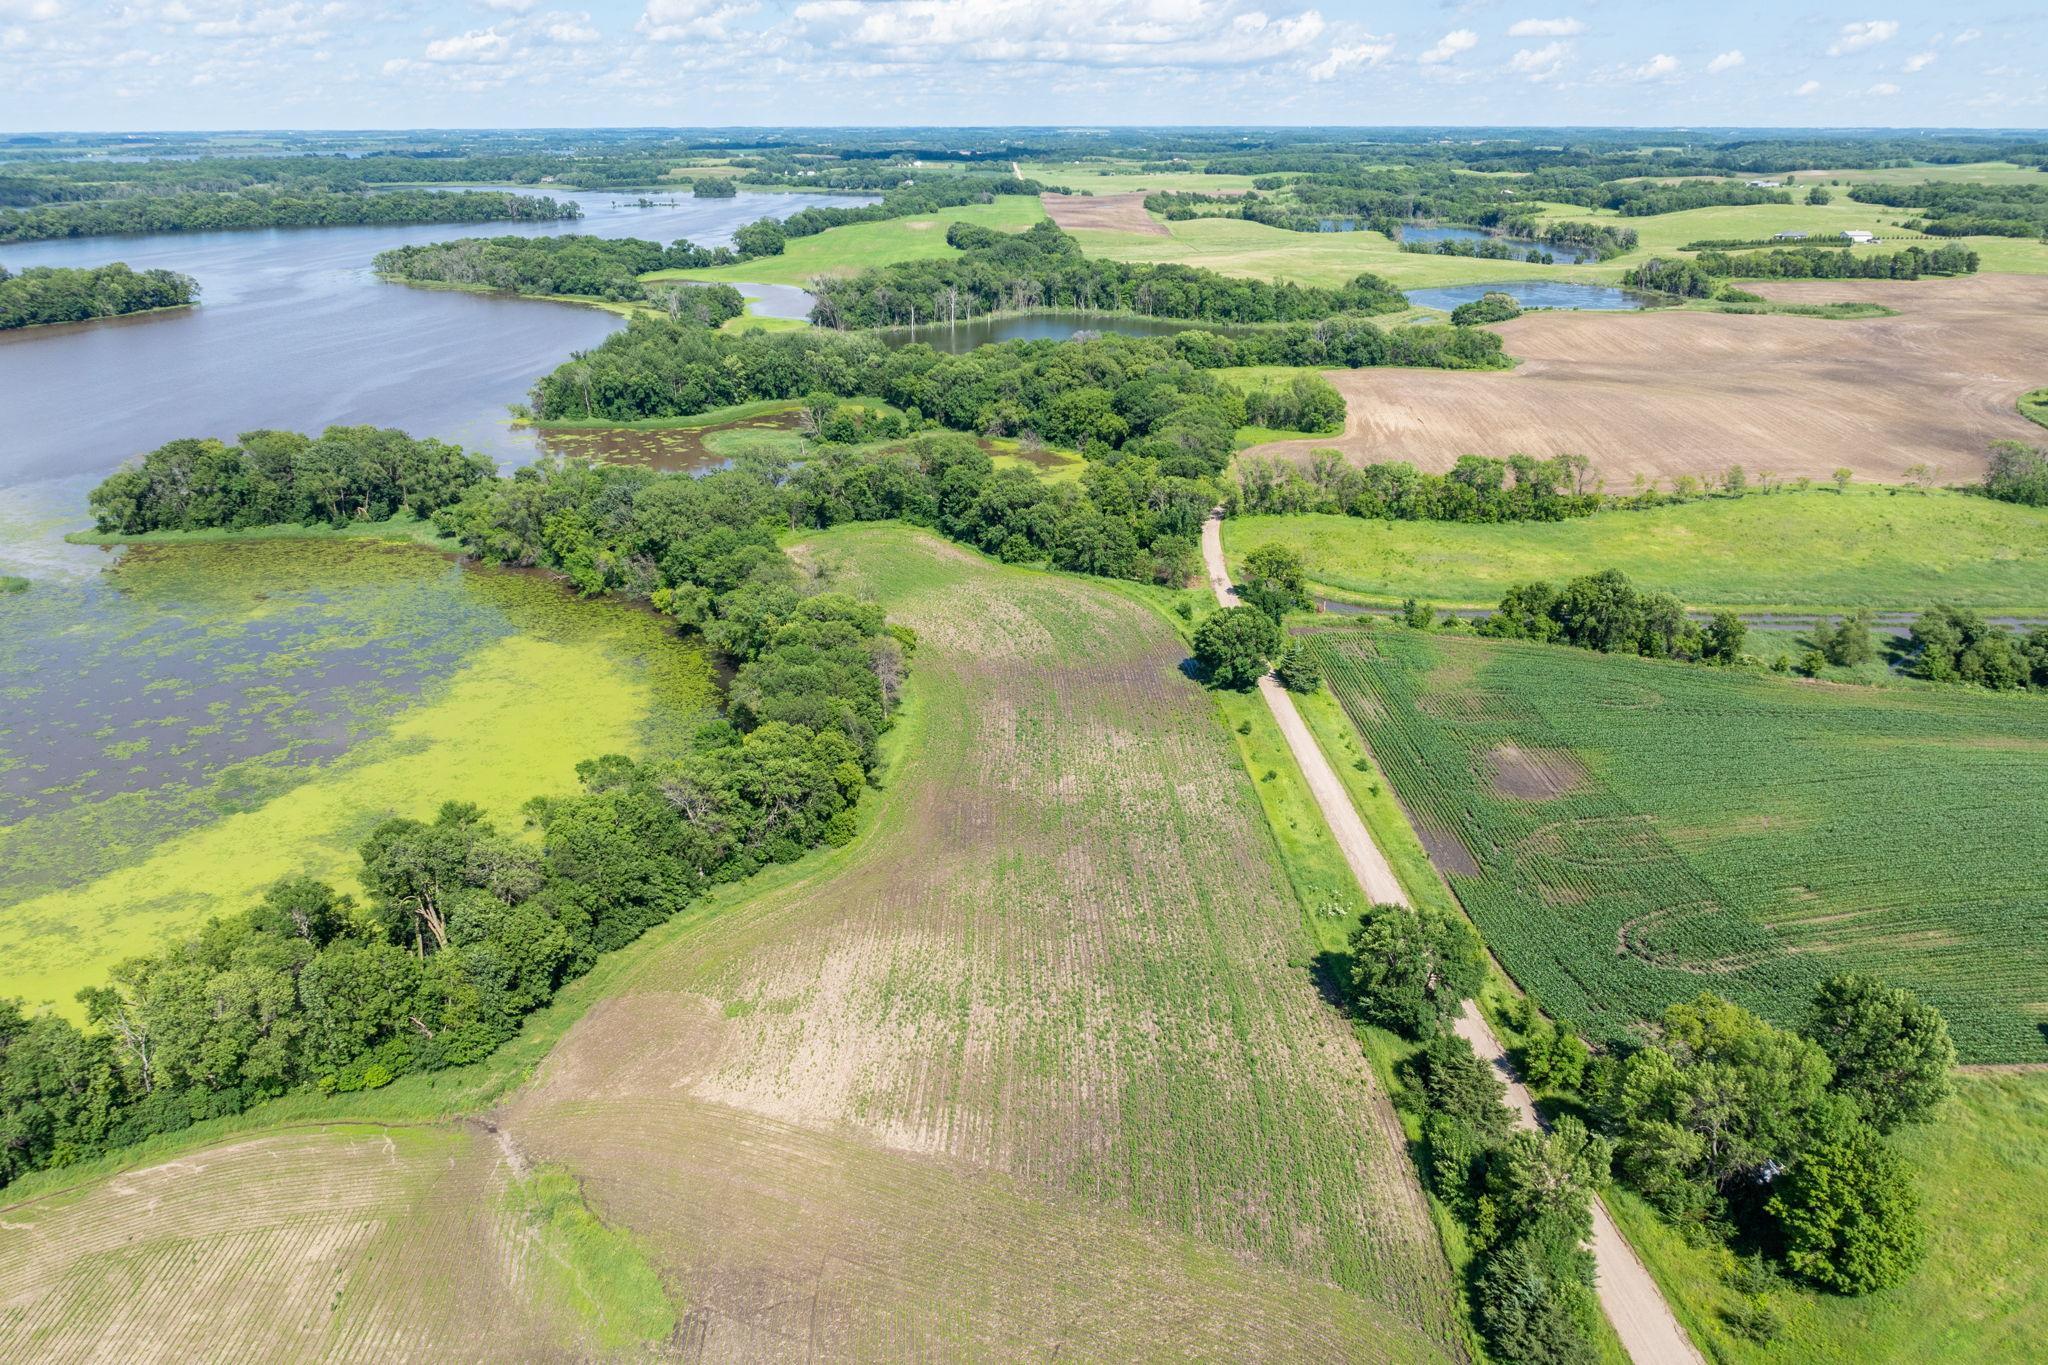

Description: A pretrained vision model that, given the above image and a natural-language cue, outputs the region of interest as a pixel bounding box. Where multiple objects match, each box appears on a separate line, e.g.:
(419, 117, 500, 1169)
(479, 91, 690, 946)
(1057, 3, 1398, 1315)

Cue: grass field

(0, 537, 715, 1016)
(1057, 192, 2048, 290)
(492, 523, 1465, 1357)
(1224, 488, 2048, 612)
(1307, 627, 2048, 1064)
(644, 195, 1048, 287)
(1614, 1071, 2048, 1363)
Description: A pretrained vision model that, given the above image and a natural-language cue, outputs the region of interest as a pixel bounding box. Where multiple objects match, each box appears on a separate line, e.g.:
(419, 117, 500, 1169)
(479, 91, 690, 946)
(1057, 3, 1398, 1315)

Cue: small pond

(1403, 281, 1660, 313)
(1399, 224, 1597, 265)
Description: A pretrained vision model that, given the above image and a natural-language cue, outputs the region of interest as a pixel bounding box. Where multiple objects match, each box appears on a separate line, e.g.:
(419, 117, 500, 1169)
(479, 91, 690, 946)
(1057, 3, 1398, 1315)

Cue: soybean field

(1310, 628, 2048, 1063)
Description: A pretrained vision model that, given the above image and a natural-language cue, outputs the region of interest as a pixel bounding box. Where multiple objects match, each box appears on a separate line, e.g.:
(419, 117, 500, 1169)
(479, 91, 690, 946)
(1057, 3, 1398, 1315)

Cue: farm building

(1841, 229, 1879, 244)
(1773, 231, 1808, 240)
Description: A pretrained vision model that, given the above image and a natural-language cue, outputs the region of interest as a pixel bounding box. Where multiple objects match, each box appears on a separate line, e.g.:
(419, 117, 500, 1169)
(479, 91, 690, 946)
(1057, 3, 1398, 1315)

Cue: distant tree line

(0, 189, 580, 244)
(0, 261, 198, 329)
(528, 320, 1504, 455)
(1849, 181, 2048, 237)
(372, 235, 745, 319)
(1624, 243, 1979, 295)
(810, 220, 1408, 329)
(3, 447, 915, 1193)
(88, 427, 495, 533)
(1234, 452, 1602, 523)
(1679, 237, 1856, 251)
(1601, 180, 1793, 216)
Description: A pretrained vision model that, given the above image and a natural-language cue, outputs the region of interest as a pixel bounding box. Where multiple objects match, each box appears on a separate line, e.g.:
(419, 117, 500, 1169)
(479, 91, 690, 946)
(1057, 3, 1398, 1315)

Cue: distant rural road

(1202, 515, 1705, 1365)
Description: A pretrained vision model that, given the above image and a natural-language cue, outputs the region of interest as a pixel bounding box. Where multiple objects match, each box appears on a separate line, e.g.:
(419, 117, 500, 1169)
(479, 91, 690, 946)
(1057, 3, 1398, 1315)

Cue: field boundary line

(1203, 513, 1704, 1365)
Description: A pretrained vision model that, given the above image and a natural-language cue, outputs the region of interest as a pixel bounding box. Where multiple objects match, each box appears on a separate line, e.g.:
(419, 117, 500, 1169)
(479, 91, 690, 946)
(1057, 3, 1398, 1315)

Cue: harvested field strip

(503, 523, 1464, 1358)
(0, 1125, 586, 1362)
(1241, 274, 2048, 487)
(1308, 628, 2048, 1063)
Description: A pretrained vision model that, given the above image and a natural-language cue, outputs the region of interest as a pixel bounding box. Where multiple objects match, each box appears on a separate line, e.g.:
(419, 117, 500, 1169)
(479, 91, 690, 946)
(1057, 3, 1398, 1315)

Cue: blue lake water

(0, 188, 870, 577)
(1398, 224, 1597, 265)
(1403, 281, 1658, 312)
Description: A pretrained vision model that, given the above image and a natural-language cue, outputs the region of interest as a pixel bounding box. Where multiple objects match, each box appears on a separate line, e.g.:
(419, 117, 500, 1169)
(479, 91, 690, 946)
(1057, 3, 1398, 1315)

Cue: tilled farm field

(496, 524, 1463, 1360)
(1311, 627, 2048, 1064)
(1245, 274, 2048, 486)
(0, 1124, 578, 1361)
(1040, 190, 1172, 236)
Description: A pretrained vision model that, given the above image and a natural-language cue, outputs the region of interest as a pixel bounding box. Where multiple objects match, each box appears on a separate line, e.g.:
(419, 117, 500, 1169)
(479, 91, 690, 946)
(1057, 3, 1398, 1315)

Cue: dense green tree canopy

(0, 262, 198, 330)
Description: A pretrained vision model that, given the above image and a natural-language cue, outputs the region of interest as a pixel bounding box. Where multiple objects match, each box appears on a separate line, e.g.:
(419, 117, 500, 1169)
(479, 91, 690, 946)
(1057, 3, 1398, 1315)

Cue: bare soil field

(1246, 274, 2048, 485)
(498, 524, 1464, 1360)
(1042, 190, 1169, 236)
(0, 1125, 575, 1362)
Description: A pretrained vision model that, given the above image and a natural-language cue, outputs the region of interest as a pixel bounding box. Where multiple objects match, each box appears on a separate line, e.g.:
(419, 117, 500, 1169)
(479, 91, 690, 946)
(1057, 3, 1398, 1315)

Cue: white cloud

(784, 0, 1324, 69)
(1507, 17, 1581, 38)
(1706, 49, 1743, 75)
(1867, 81, 1900, 95)
(1828, 20, 1898, 56)
(1902, 51, 1935, 72)
(541, 12, 596, 43)
(1982, 63, 2020, 78)
(1509, 41, 1567, 79)
(1419, 28, 1476, 64)
(1308, 39, 1393, 82)
(0, 0, 61, 20)
(639, 0, 753, 42)
(1795, 79, 1821, 96)
(478, 0, 532, 10)
(1630, 52, 1678, 81)
(1953, 28, 1980, 44)
(421, 26, 511, 61)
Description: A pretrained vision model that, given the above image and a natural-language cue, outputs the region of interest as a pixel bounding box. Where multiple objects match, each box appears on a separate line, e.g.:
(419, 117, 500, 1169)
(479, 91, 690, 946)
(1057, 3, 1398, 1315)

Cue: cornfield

(1310, 628, 2048, 1064)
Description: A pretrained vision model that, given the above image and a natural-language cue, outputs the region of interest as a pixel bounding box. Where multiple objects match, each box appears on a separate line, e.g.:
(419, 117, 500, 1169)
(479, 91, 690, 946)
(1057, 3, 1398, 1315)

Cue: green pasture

(1224, 488, 2048, 613)
(643, 195, 1048, 287)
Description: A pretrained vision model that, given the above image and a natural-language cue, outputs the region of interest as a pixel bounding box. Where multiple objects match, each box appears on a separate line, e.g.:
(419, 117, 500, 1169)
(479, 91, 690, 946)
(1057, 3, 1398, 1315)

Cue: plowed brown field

(498, 524, 1462, 1359)
(1041, 191, 1170, 236)
(0, 1125, 577, 1362)
(1246, 274, 2048, 486)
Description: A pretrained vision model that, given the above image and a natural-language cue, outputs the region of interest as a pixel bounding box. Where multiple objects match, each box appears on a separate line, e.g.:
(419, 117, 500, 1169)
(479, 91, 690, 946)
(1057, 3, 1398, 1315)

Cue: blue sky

(3, 3, 2043, 132)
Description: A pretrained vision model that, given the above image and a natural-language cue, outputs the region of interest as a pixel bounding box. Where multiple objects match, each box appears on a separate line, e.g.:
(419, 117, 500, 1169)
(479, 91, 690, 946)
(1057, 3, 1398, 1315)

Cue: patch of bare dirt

(1486, 743, 1589, 800)
(1042, 191, 1169, 236)
(1244, 273, 2048, 486)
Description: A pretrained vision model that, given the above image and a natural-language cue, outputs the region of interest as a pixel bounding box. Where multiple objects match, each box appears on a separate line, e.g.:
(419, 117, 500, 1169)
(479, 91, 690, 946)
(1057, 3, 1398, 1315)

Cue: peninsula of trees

(374, 234, 746, 320)
(0, 262, 199, 330)
(0, 189, 580, 244)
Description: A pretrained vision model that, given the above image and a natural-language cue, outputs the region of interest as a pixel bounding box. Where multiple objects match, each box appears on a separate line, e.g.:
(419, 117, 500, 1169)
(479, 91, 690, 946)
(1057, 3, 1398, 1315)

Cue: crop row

(1308, 629, 2048, 1064)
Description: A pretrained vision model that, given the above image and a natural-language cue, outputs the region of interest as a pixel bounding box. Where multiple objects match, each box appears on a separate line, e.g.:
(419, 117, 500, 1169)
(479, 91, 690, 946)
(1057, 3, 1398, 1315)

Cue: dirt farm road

(1202, 515, 1705, 1365)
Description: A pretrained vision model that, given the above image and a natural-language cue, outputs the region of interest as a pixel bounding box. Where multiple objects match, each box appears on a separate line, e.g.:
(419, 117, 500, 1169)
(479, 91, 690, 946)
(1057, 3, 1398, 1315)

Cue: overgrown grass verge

(2021, 387, 2048, 430)
(504, 1163, 679, 1350)
(65, 508, 462, 551)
